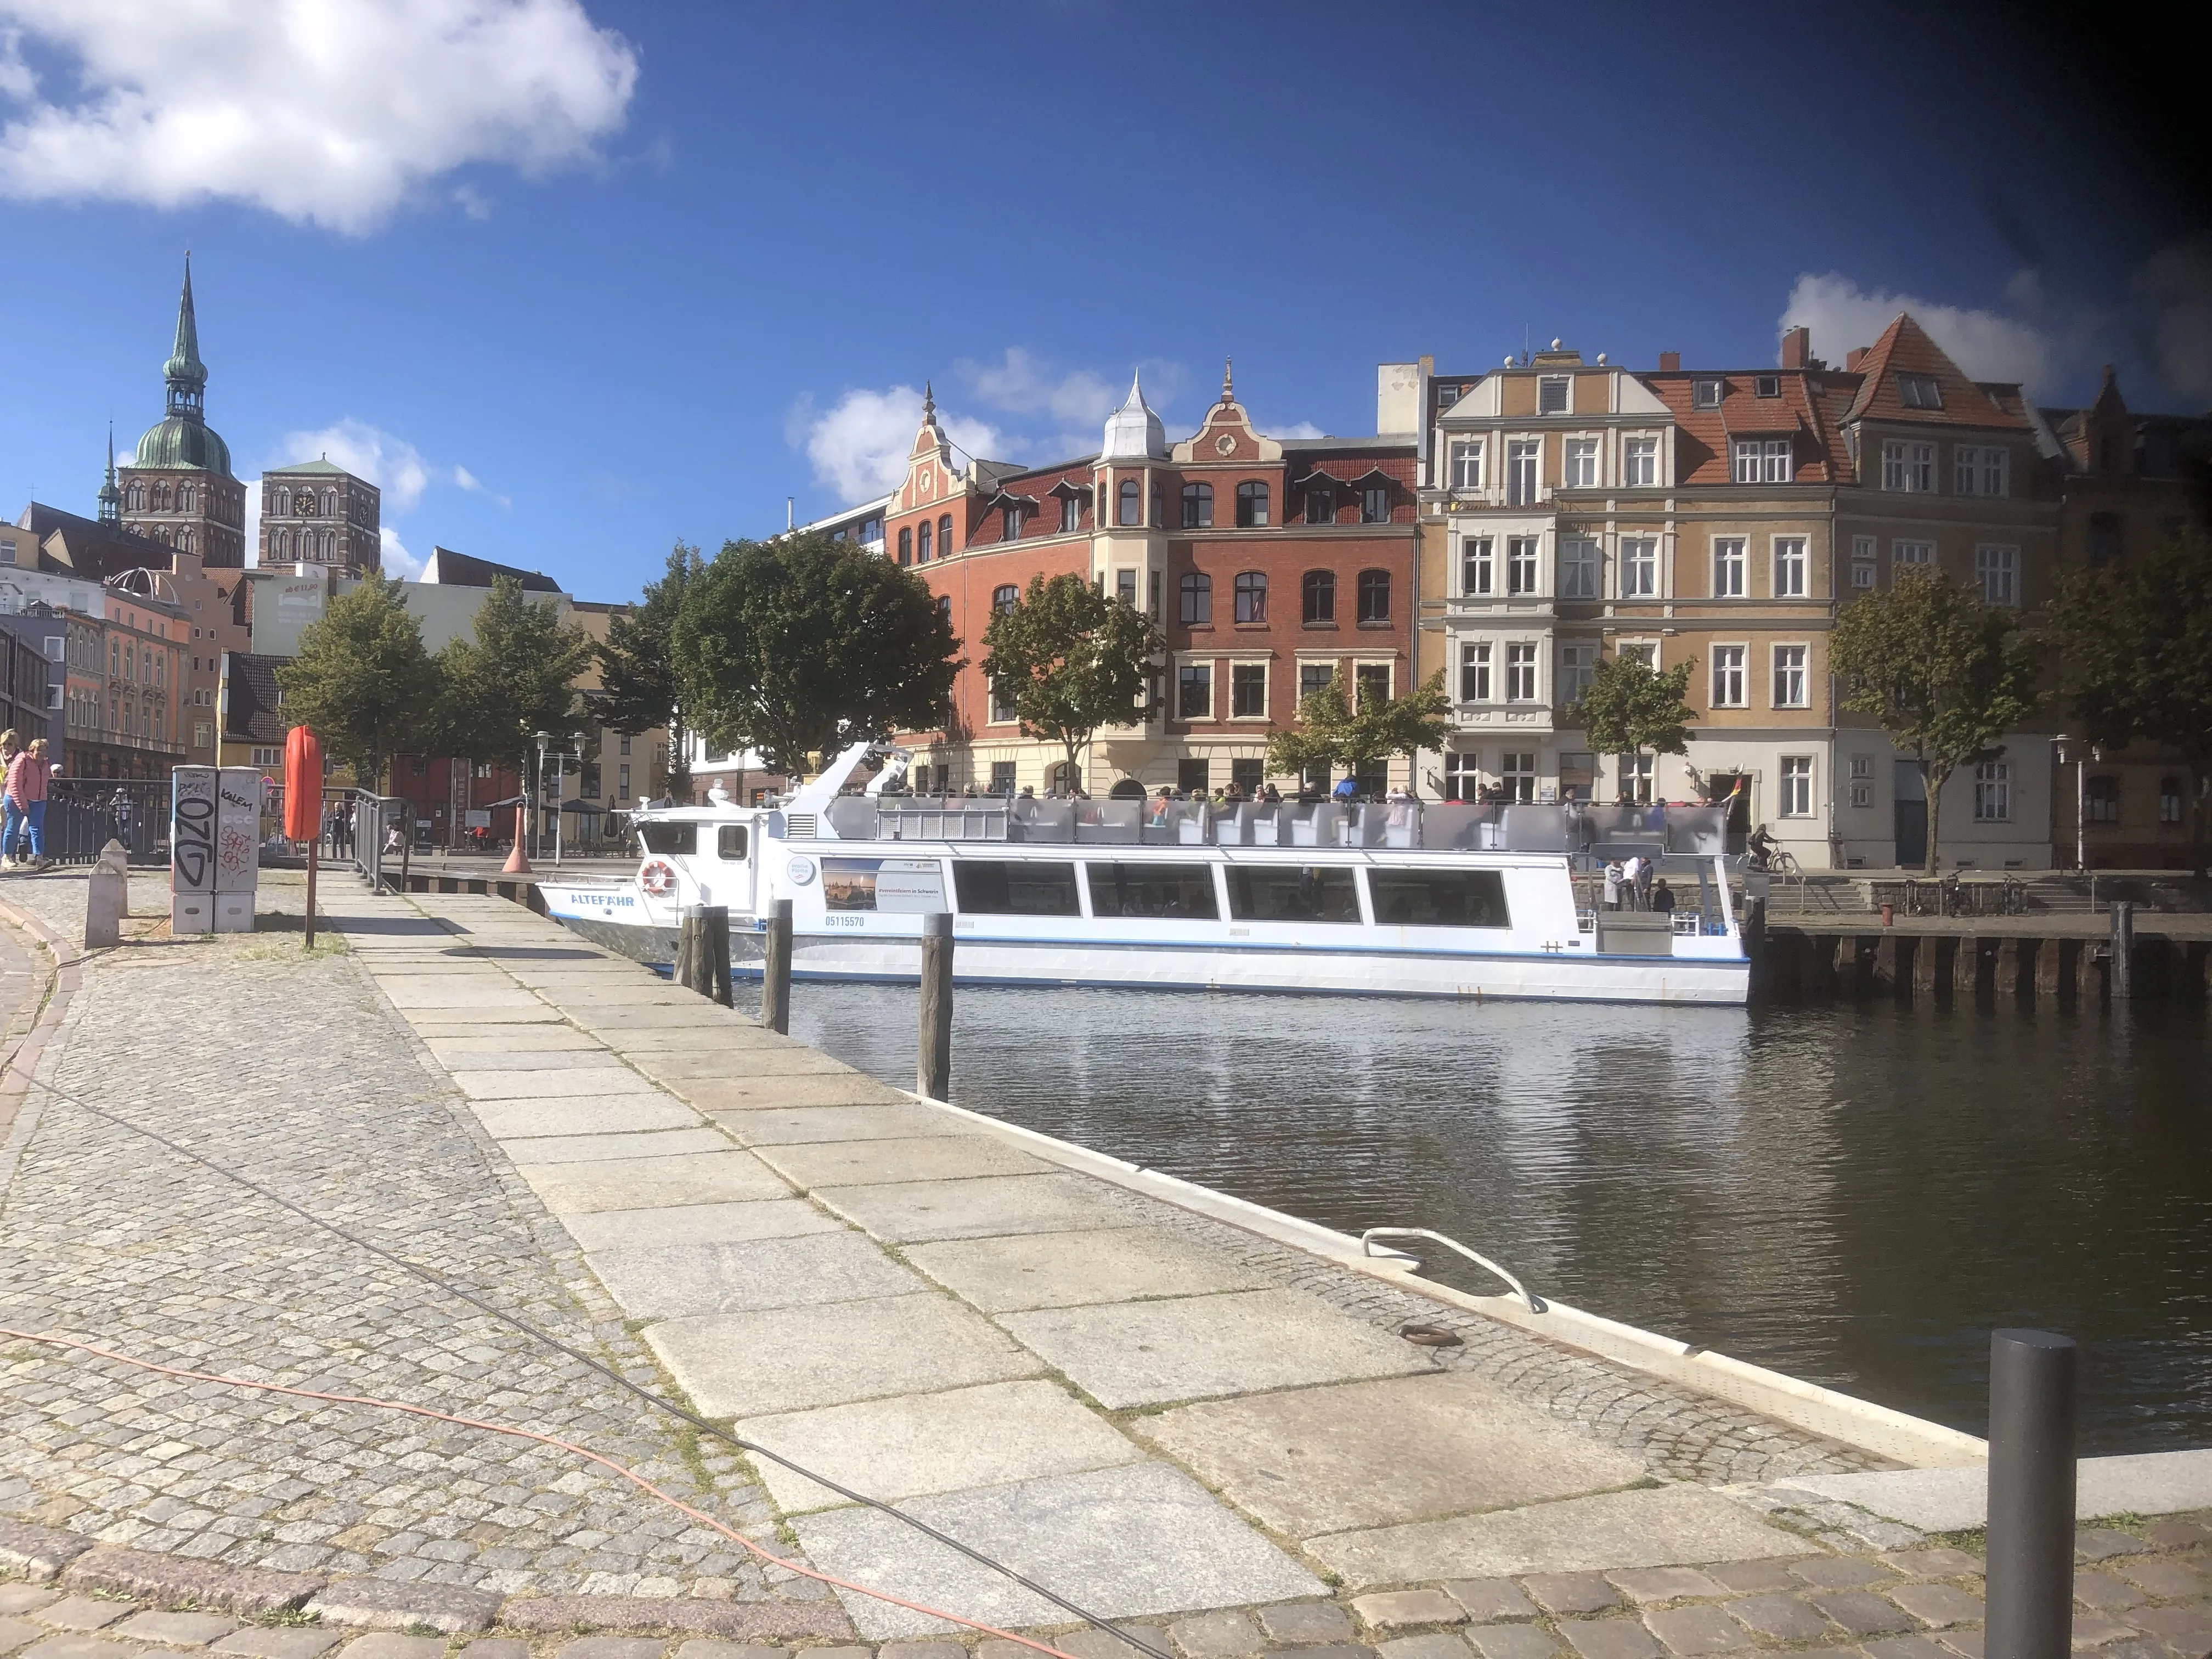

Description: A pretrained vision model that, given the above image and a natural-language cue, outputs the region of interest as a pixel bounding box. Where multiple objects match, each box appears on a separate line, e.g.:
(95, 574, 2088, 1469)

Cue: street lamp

(2052, 735, 2085, 874)
(533, 730, 549, 860)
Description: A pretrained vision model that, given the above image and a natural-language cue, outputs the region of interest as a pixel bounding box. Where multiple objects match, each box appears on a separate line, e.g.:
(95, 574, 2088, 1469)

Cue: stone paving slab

(450, 1069, 663, 1100)
(475, 1098, 702, 1140)
(433, 1050, 631, 1072)
(753, 1136, 1056, 1190)
(997, 1288, 1435, 1408)
(1778, 1448, 2212, 1531)
(583, 1231, 924, 1318)
(813, 1173, 1148, 1243)
(558, 1199, 842, 1252)
(702, 1076, 928, 1109)
(902, 1227, 1277, 1313)
(497, 1126, 731, 1164)
(425, 1030, 608, 1055)
(733, 1380, 1144, 1515)
(515, 1149, 791, 1212)
(710, 1104, 976, 1146)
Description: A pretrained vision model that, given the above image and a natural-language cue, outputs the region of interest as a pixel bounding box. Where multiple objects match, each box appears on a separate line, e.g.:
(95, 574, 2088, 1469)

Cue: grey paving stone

(2074, 1573, 2147, 1611)
(876, 1645, 963, 1659)
(496, 1599, 847, 1639)
(1048, 1627, 1169, 1659)
(16, 1639, 154, 1659)
(903, 1226, 1273, 1313)
(1378, 1638, 1473, 1659)
(0, 1592, 61, 1617)
(335, 1638, 446, 1659)
(558, 1199, 838, 1251)
(110, 1614, 239, 1647)
(755, 1134, 1055, 1188)
(1934, 1633, 1983, 1659)
(29, 1604, 132, 1634)
(308, 1578, 502, 1634)
(1722, 1594, 1832, 1641)
(2145, 1522, 2212, 1550)
(212, 1632, 346, 1659)
(1556, 1620, 1661, 1659)
(1876, 1549, 1983, 1579)
(1640, 1607, 1750, 1657)
(812, 1172, 1142, 1244)
(1464, 1631, 1558, 1659)
(1522, 1576, 1621, 1616)
(1812, 1593, 1914, 1637)
(455, 1644, 532, 1659)
(1863, 1640, 1953, 1659)
(585, 1230, 921, 1318)
(1703, 1562, 1801, 1593)
(2078, 1531, 2151, 1563)
(1257, 1607, 1357, 1646)
(0, 1522, 95, 1585)
(0, 1619, 52, 1655)
(553, 1643, 669, 1659)
(2070, 1619, 2140, 1649)
(1169, 1611, 1262, 1658)
(64, 1550, 321, 1617)
(2123, 1560, 2207, 1598)
(1259, 1647, 1370, 1659)
(1442, 1583, 1538, 1623)
(1352, 1593, 1465, 1630)
(1886, 1585, 1984, 1629)
(1792, 1560, 1898, 1590)
(1609, 1568, 1725, 1605)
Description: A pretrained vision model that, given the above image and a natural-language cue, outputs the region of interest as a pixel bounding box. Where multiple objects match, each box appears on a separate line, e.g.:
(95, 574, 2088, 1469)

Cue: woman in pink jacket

(2, 738, 57, 871)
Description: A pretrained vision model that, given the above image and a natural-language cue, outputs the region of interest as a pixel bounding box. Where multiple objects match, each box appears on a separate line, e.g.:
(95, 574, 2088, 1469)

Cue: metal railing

(37, 778, 174, 866)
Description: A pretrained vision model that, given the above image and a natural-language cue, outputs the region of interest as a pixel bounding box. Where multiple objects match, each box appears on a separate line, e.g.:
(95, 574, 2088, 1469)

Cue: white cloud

(380, 526, 425, 579)
(2138, 238, 2212, 403)
(1268, 420, 1325, 440)
(453, 463, 510, 508)
(799, 385, 1014, 503)
(1780, 272, 2056, 388)
(955, 348, 1120, 427)
(275, 419, 432, 511)
(0, 0, 637, 234)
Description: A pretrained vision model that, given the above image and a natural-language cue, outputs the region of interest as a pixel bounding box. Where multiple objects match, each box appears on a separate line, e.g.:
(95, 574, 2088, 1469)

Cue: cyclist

(1747, 822, 1779, 872)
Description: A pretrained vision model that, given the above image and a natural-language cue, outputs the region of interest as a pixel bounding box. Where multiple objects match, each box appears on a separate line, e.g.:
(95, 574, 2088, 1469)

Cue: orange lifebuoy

(639, 859, 678, 898)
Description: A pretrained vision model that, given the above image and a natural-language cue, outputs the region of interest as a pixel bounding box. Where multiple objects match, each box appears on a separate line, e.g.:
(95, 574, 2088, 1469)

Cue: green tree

(672, 531, 961, 779)
(1265, 668, 1450, 790)
(1568, 650, 1699, 794)
(437, 574, 595, 774)
(980, 573, 1161, 790)
(2045, 532, 2212, 873)
(596, 543, 704, 797)
(1266, 669, 1351, 782)
(275, 574, 439, 789)
(1831, 567, 2040, 874)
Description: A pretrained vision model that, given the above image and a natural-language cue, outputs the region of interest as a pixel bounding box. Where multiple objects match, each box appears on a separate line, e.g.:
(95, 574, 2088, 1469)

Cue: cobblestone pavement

(0, 873, 830, 1612)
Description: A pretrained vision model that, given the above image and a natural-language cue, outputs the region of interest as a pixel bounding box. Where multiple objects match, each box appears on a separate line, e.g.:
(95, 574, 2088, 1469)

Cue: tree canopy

(671, 532, 962, 778)
(1831, 567, 2040, 873)
(596, 543, 705, 797)
(1570, 651, 1698, 765)
(275, 574, 438, 791)
(1266, 668, 1450, 788)
(2045, 532, 2212, 872)
(980, 573, 1161, 790)
(436, 574, 595, 770)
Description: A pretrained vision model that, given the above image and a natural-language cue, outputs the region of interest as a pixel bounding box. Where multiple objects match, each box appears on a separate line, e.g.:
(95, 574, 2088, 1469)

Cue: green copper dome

(135, 416, 233, 475)
(133, 255, 236, 478)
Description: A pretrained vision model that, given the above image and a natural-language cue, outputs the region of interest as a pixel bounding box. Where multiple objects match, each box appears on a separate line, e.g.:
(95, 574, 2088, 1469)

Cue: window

(1182, 482, 1214, 528)
(916, 520, 933, 562)
(1623, 436, 1657, 486)
(1618, 751, 1654, 803)
(2085, 776, 2121, 824)
(1772, 645, 1808, 708)
(1361, 484, 1390, 524)
(940, 514, 953, 556)
(1116, 569, 1137, 608)
(1443, 752, 1482, 801)
(1303, 570, 1336, 624)
(1621, 537, 1657, 597)
(1002, 505, 1022, 541)
(1499, 751, 1536, 803)
(1692, 379, 1722, 409)
(1851, 534, 1876, 589)
(1356, 568, 1391, 624)
(953, 860, 1081, 916)
(1780, 756, 1814, 816)
(1505, 642, 1536, 702)
(1085, 862, 1220, 920)
(620, 733, 632, 755)
(1564, 438, 1598, 488)
(718, 826, 750, 861)
(1150, 486, 1163, 527)
(1773, 537, 1807, 597)
(250, 746, 279, 766)
(1233, 571, 1267, 623)
(1733, 438, 1792, 483)
(1299, 662, 1334, 701)
(1448, 441, 1483, 490)
(1712, 645, 1746, 707)
(1224, 864, 1361, 923)
(1180, 572, 1212, 624)
(1235, 481, 1269, 526)
(1354, 663, 1390, 709)
(1955, 445, 2009, 496)
(1976, 544, 2019, 607)
(1232, 663, 1268, 717)
(2160, 778, 2184, 825)
(1506, 439, 1539, 505)
(1559, 642, 1596, 704)
(1060, 493, 1082, 533)
(1118, 479, 1142, 526)
(1177, 759, 1210, 795)
(990, 761, 1018, 795)
(639, 822, 697, 855)
(1754, 374, 1780, 398)
(989, 677, 1017, 723)
(1459, 641, 1491, 702)
(1462, 537, 1494, 596)
(1732, 439, 1761, 484)
(1713, 538, 1746, 597)
(1368, 868, 1510, 928)
(1897, 373, 1944, 409)
(1177, 664, 1212, 720)
(1149, 571, 1161, 619)
(2088, 514, 2121, 566)
(1231, 758, 1263, 793)
(1893, 539, 1933, 568)
(1561, 537, 1598, 598)
(1507, 537, 1539, 595)
(1973, 761, 2011, 821)
(1882, 441, 1936, 492)
(1538, 375, 1571, 415)
(993, 584, 1020, 613)
(1305, 486, 1334, 524)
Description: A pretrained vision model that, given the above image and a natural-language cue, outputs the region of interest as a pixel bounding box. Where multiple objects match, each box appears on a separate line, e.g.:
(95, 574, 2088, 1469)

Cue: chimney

(1846, 347, 1869, 373)
(1657, 351, 1680, 372)
(1780, 326, 1810, 370)
(1376, 362, 1421, 435)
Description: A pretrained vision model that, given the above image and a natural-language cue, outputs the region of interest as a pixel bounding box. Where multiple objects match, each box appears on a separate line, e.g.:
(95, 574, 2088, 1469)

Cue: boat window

(1367, 868, 1510, 928)
(1084, 862, 1219, 920)
(1224, 865, 1361, 923)
(637, 823, 696, 855)
(952, 860, 1082, 917)
(717, 825, 748, 860)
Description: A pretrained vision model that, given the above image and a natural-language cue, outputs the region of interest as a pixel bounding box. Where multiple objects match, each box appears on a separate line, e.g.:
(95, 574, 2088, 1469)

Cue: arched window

(1181, 482, 1213, 528)
(1234, 571, 1267, 623)
(1150, 484, 1164, 527)
(322, 491, 336, 516)
(1357, 568, 1392, 624)
(939, 514, 953, 556)
(1118, 479, 1142, 526)
(178, 483, 195, 512)
(127, 482, 144, 511)
(178, 528, 193, 555)
(917, 520, 933, 562)
(1302, 569, 1336, 625)
(153, 482, 170, 511)
(1236, 481, 1270, 527)
(1180, 572, 1212, 625)
(993, 584, 1020, 613)
(898, 527, 912, 566)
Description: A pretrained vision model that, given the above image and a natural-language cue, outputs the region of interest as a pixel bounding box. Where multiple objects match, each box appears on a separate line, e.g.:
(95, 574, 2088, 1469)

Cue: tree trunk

(1922, 764, 1945, 876)
(1063, 735, 1084, 795)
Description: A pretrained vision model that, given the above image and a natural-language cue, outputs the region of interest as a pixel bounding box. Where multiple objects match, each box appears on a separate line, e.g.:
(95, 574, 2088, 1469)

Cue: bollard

(1744, 893, 1767, 947)
(705, 904, 732, 1008)
(84, 839, 129, 948)
(1986, 1329, 2076, 1659)
(675, 908, 701, 995)
(917, 911, 952, 1101)
(760, 899, 793, 1033)
(2109, 901, 2135, 1001)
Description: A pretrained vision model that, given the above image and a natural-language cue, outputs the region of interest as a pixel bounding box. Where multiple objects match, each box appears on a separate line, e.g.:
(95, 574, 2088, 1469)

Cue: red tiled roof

(1840, 314, 2029, 429)
(1642, 372, 1855, 486)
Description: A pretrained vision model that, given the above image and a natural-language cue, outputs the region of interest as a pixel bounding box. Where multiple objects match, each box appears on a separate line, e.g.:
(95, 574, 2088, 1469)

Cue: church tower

(119, 257, 248, 567)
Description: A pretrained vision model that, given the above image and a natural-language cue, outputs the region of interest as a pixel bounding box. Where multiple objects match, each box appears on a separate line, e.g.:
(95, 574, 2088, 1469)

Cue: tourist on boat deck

(1651, 879, 1676, 914)
(1331, 775, 1359, 804)
(1018, 786, 1035, 799)
(1223, 781, 1246, 803)
(1257, 782, 1282, 803)
(1620, 853, 1645, 909)
(1602, 860, 1623, 911)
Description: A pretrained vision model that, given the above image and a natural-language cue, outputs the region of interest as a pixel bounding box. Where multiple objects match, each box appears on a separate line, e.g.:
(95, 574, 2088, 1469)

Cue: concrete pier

(1751, 921, 2211, 1005)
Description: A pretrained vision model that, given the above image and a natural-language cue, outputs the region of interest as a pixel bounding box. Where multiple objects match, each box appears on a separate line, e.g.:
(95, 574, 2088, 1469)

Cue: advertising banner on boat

(822, 857, 946, 913)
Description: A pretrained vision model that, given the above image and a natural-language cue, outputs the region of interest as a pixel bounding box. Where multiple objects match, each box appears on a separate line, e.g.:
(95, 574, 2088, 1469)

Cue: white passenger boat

(537, 743, 1750, 1006)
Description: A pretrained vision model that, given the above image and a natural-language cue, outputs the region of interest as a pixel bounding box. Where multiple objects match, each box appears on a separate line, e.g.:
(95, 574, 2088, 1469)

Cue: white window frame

(1620, 536, 1658, 598)
(1564, 437, 1599, 488)
(1692, 379, 1722, 409)
(1228, 657, 1272, 722)
(1780, 755, 1814, 817)
(1504, 642, 1538, 703)
(1616, 639, 1658, 669)
(1537, 375, 1571, 416)
(1973, 760, 2011, 822)
(1711, 644, 1747, 708)
(1893, 539, 1933, 569)
(1560, 535, 1599, 599)
(1618, 751, 1655, 803)
(1559, 641, 1597, 703)
(1459, 640, 1492, 703)
(1449, 439, 1483, 491)
(1712, 537, 1746, 597)
(1762, 439, 1792, 483)
(1462, 535, 1494, 596)
(1976, 544, 2019, 607)
(1506, 439, 1540, 506)
(1350, 658, 1393, 713)
(1771, 644, 1809, 708)
(1506, 535, 1540, 595)
(1731, 439, 1760, 484)
(1772, 536, 1808, 597)
(1954, 444, 2010, 497)
(1623, 435, 1658, 487)
(1881, 439, 1937, 492)
(1176, 661, 1214, 721)
(1500, 751, 1538, 803)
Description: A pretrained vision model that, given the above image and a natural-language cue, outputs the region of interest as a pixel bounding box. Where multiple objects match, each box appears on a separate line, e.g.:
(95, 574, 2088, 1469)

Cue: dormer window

(1754, 375, 1780, 398)
(1692, 379, 1722, 409)
(1001, 505, 1021, 541)
(1898, 373, 1944, 409)
(1538, 376, 1571, 415)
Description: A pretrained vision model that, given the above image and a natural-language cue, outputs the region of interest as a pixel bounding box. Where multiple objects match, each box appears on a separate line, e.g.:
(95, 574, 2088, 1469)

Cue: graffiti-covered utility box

(172, 766, 262, 934)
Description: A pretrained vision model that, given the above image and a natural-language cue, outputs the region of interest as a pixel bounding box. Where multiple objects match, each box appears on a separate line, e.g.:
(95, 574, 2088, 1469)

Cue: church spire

(163, 253, 207, 421)
(98, 425, 121, 526)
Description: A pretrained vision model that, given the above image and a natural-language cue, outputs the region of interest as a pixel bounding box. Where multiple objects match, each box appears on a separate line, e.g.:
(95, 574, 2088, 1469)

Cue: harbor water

(788, 985, 2211, 1456)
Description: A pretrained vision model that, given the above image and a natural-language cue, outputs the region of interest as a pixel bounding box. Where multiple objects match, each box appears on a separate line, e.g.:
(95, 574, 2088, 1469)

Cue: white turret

(1101, 371, 1167, 460)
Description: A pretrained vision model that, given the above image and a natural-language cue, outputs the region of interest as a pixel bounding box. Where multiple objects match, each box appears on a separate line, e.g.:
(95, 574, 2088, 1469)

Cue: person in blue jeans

(3, 738, 55, 871)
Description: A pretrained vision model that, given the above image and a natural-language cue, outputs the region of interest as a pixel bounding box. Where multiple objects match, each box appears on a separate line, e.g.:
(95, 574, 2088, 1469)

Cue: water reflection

(788, 985, 2210, 1454)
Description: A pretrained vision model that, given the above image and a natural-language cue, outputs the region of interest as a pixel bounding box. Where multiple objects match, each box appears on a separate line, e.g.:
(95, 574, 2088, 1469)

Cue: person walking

(0, 730, 19, 868)
(4, 738, 57, 871)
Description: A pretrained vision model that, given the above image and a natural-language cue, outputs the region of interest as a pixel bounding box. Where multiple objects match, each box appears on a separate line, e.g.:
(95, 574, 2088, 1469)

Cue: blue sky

(1, 1, 2204, 603)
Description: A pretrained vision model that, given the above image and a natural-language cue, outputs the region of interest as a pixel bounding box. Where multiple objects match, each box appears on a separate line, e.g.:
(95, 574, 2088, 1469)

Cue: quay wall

(1750, 923, 2211, 1006)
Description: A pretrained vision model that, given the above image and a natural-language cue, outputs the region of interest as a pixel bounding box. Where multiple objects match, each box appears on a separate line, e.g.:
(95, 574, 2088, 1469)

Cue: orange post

(283, 727, 325, 947)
